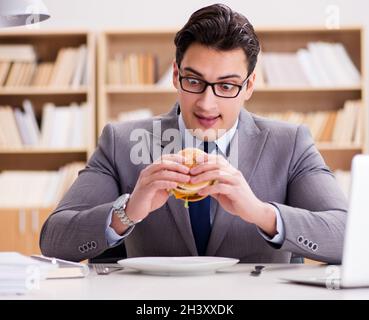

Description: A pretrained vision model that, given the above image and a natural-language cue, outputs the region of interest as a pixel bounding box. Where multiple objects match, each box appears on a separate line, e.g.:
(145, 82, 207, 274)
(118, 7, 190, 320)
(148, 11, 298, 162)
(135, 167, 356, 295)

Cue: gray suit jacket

(40, 105, 348, 263)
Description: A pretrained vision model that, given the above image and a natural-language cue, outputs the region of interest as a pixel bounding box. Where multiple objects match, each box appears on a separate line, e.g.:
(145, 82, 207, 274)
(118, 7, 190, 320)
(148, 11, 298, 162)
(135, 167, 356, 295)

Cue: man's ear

(244, 71, 256, 101)
(172, 60, 179, 89)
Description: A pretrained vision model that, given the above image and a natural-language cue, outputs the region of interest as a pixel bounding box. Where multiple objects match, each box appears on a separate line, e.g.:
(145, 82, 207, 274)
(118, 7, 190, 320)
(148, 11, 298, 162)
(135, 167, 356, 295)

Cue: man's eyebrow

(217, 74, 241, 80)
(183, 67, 203, 77)
(182, 67, 241, 80)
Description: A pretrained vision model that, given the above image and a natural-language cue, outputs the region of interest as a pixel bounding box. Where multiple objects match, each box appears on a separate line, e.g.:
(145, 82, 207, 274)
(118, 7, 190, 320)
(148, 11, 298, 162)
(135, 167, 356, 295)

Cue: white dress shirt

(105, 113, 285, 246)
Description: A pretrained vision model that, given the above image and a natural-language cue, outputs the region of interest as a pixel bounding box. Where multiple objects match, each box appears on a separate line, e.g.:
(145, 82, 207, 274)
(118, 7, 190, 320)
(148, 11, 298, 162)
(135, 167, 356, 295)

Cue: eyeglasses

(178, 72, 250, 98)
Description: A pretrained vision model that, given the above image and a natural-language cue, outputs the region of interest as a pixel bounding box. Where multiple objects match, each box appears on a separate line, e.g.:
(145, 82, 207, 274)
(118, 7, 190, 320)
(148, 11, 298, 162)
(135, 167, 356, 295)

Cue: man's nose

(197, 85, 217, 109)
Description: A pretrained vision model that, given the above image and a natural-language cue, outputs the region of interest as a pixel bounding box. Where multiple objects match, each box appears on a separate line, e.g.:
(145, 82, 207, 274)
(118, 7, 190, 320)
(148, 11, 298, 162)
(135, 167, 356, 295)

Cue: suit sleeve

(40, 124, 122, 262)
(272, 124, 348, 264)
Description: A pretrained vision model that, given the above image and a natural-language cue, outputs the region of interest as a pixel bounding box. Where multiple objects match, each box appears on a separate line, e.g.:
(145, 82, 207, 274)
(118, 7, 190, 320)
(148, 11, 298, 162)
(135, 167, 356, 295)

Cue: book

(49, 48, 67, 86)
(319, 111, 337, 142)
(0, 45, 36, 62)
(333, 43, 361, 85)
(0, 106, 22, 148)
(107, 52, 157, 85)
(0, 61, 11, 85)
(0, 162, 85, 207)
(156, 64, 173, 87)
(262, 42, 361, 87)
(257, 100, 362, 144)
(22, 99, 40, 146)
(262, 52, 309, 87)
(30, 255, 89, 279)
(40, 102, 55, 147)
(31, 62, 54, 87)
(14, 108, 31, 146)
(71, 45, 87, 88)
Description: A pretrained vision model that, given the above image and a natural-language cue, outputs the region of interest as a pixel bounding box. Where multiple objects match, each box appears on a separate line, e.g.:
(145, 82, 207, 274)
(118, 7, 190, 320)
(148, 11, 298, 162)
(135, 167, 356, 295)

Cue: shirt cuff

(257, 203, 285, 245)
(105, 208, 135, 247)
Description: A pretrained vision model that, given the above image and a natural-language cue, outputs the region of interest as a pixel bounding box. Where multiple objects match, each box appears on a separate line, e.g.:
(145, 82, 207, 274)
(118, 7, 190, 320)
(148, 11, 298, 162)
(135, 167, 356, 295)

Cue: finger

(157, 153, 187, 164)
(193, 153, 218, 165)
(143, 169, 190, 186)
(198, 183, 233, 196)
(148, 180, 179, 192)
(190, 163, 221, 175)
(192, 155, 230, 172)
(195, 153, 226, 165)
(191, 162, 238, 176)
(144, 160, 190, 176)
(190, 169, 237, 185)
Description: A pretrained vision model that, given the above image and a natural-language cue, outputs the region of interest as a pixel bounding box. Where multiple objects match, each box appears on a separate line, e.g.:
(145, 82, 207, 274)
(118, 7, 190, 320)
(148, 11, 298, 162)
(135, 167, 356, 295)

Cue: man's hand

(190, 154, 277, 237)
(120, 154, 190, 226)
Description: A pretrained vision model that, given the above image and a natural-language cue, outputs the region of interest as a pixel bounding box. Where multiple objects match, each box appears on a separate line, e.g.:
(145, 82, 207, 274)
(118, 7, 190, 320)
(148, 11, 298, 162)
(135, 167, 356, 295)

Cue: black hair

(174, 3, 260, 76)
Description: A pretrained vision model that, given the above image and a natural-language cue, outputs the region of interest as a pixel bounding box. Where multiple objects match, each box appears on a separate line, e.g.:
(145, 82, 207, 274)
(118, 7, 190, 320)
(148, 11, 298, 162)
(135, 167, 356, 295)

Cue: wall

(38, 0, 369, 30)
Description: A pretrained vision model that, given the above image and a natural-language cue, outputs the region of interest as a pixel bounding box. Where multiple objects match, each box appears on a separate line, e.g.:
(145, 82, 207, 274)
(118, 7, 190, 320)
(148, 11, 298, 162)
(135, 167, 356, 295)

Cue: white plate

(117, 256, 239, 276)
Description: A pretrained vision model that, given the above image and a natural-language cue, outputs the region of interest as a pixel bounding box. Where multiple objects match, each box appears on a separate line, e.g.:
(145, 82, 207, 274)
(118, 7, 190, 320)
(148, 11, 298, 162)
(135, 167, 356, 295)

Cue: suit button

(91, 241, 97, 249)
(83, 244, 89, 252)
(297, 236, 304, 244)
(312, 243, 318, 251)
(303, 239, 309, 246)
(308, 241, 313, 249)
(78, 246, 85, 253)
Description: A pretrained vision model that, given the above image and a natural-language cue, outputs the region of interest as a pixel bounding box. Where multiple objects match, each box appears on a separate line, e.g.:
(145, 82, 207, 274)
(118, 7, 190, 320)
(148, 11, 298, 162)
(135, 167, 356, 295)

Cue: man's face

(173, 43, 256, 141)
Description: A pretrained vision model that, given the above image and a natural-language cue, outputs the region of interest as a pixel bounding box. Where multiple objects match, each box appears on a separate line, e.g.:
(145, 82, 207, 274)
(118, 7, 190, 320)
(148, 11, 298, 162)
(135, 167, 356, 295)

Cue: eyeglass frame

(178, 70, 251, 98)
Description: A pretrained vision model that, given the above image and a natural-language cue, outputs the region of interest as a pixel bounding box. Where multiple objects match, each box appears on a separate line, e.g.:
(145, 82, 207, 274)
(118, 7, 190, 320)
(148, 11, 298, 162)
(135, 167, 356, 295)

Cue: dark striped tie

(188, 141, 212, 256)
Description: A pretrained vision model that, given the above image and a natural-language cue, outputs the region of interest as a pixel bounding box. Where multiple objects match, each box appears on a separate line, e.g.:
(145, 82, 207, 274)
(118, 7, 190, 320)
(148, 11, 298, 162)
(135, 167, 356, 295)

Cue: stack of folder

(0, 252, 55, 295)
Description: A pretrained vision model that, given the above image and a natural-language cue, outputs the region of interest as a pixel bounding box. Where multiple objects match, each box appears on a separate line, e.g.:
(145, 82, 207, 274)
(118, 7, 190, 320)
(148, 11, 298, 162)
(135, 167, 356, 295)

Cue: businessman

(40, 4, 347, 263)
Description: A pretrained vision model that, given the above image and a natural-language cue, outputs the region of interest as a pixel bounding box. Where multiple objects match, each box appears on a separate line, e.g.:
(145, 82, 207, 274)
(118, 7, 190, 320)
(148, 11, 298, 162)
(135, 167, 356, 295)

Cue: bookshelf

(98, 27, 366, 173)
(98, 30, 177, 132)
(254, 27, 367, 171)
(0, 30, 96, 171)
(0, 30, 95, 254)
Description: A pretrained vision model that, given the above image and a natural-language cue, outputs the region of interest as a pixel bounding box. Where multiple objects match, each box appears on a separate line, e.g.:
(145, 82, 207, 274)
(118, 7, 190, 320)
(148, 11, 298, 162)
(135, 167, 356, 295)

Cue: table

(4, 264, 369, 300)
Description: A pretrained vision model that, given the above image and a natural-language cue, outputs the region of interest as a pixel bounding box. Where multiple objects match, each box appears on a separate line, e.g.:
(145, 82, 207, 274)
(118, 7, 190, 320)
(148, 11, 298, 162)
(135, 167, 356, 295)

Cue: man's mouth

(194, 113, 221, 128)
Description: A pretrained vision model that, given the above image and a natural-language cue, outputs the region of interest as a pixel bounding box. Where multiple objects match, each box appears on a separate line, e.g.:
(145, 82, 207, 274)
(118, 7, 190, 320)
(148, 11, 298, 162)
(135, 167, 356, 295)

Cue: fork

(91, 263, 124, 275)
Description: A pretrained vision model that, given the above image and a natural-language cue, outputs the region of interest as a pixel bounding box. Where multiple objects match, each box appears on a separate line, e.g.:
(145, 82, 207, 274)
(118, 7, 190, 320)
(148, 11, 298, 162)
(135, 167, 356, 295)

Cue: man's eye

(219, 83, 236, 91)
(186, 78, 201, 85)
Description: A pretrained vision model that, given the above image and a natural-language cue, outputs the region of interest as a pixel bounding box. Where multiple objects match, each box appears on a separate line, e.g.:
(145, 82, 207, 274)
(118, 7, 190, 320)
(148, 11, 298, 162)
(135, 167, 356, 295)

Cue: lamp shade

(0, 0, 50, 28)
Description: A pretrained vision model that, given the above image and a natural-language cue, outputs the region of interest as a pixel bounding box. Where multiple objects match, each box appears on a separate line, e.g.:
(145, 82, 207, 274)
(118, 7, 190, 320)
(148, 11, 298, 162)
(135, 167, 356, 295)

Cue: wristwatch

(112, 193, 142, 227)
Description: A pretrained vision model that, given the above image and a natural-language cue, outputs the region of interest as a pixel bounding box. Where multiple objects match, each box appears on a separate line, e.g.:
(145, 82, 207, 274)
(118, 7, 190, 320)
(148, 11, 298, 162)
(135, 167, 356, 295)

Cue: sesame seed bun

(171, 148, 214, 203)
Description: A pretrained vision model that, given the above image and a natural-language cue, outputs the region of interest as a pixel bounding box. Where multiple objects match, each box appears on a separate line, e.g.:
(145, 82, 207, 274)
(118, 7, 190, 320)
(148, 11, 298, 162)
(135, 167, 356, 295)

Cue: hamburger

(170, 148, 215, 207)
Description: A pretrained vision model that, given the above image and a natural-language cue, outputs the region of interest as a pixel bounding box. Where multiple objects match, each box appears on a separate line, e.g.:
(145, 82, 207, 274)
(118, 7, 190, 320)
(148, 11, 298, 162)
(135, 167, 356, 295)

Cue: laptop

(282, 154, 369, 288)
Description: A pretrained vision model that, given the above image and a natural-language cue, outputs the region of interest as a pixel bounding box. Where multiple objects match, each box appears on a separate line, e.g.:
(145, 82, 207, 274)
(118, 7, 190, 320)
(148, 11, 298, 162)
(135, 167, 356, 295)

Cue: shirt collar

(178, 112, 238, 156)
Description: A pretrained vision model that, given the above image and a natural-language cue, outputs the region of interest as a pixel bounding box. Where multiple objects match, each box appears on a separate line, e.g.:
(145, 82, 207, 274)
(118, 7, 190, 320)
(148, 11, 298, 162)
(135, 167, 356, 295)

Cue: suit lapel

(206, 108, 270, 256)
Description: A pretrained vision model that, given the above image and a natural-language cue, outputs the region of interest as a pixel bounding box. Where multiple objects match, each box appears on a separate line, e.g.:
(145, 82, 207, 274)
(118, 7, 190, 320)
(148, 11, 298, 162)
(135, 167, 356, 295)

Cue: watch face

(114, 194, 129, 209)
(113, 194, 137, 226)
